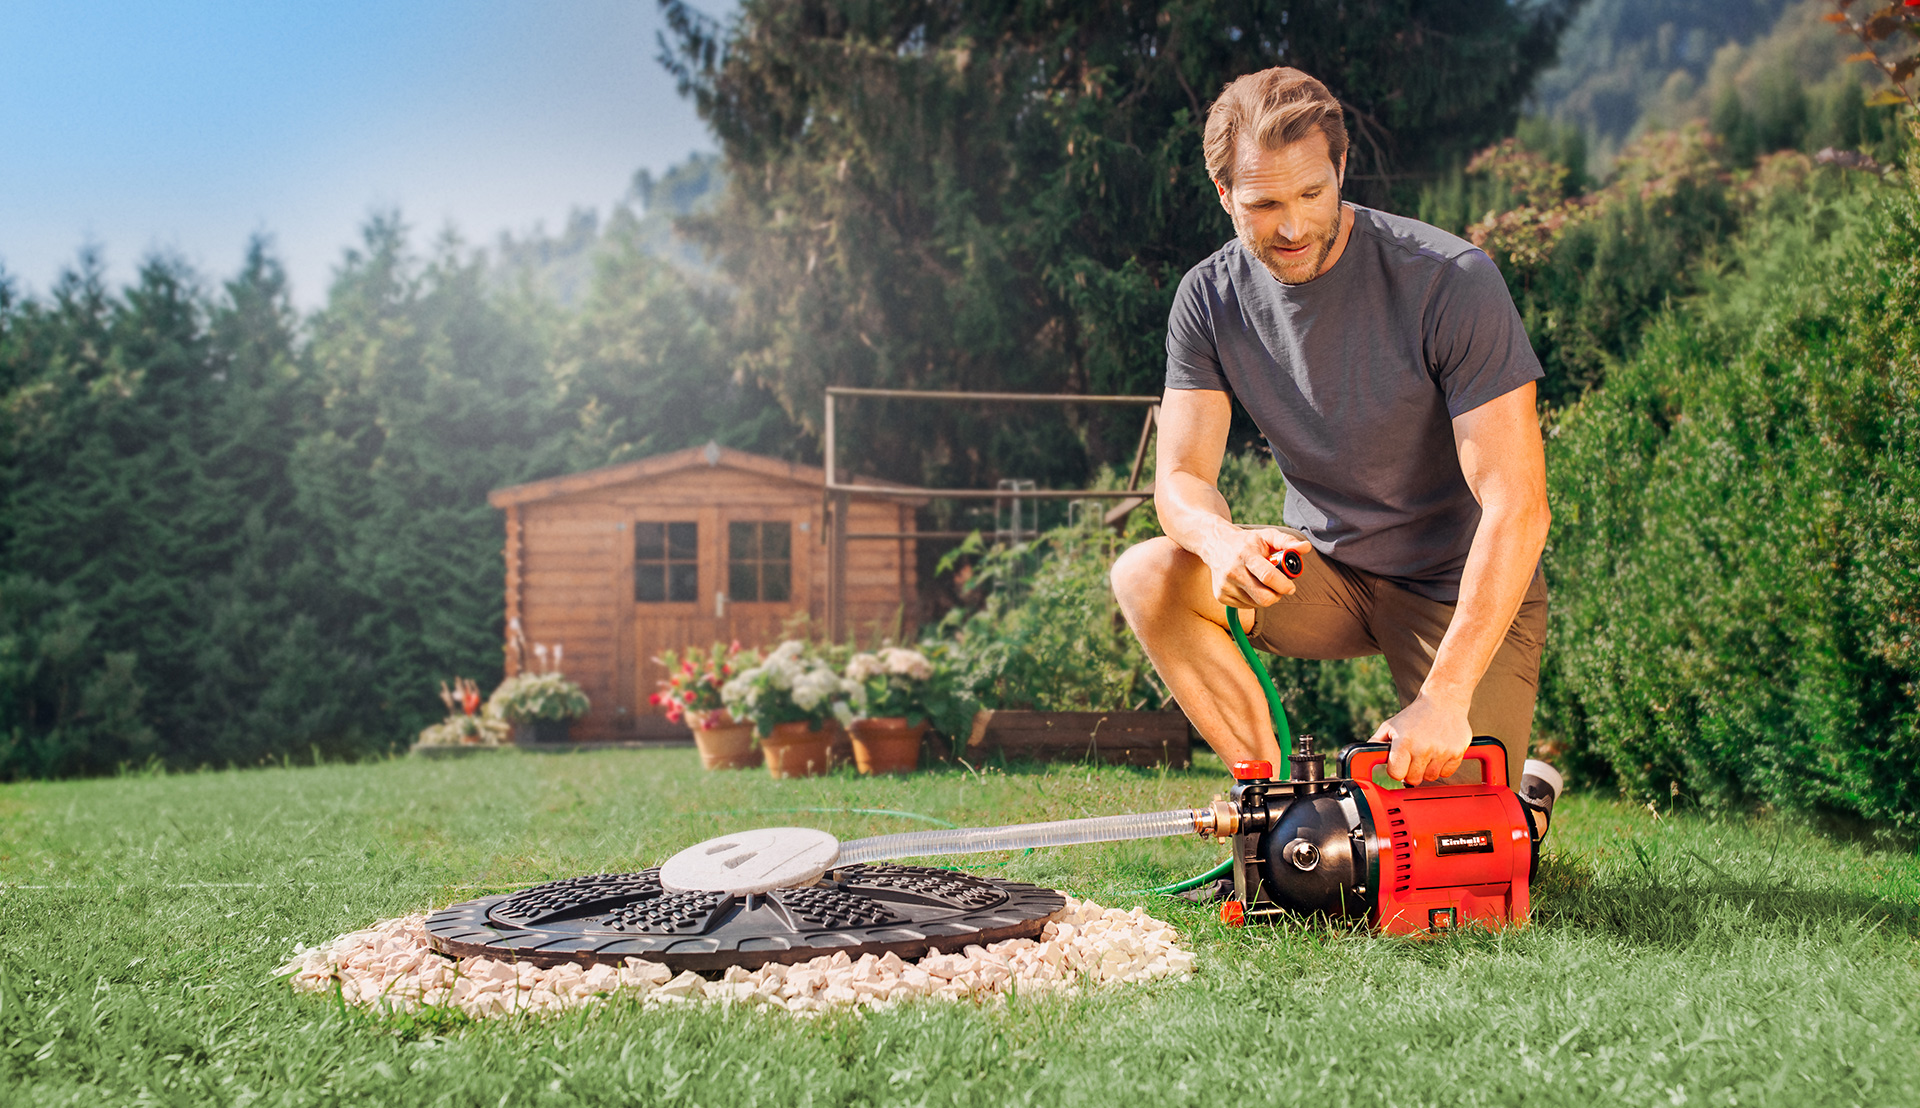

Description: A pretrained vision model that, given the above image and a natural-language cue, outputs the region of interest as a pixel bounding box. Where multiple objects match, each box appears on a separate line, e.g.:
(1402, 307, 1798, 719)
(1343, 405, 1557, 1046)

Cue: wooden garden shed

(487, 442, 918, 742)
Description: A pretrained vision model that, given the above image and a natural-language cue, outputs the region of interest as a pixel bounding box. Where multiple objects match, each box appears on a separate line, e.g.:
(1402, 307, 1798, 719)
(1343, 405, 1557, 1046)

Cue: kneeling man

(1112, 67, 1559, 818)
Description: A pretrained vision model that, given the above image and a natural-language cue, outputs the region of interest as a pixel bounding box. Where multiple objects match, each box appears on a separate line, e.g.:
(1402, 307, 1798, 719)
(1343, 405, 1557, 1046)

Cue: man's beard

(1237, 202, 1341, 285)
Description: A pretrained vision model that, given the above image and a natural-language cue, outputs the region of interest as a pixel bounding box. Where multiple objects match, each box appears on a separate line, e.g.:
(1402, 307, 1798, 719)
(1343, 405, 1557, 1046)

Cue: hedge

(1539, 161, 1919, 826)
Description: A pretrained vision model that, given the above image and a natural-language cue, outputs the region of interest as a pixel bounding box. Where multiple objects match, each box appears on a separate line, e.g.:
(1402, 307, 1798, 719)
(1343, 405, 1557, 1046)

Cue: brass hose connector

(1191, 799, 1241, 840)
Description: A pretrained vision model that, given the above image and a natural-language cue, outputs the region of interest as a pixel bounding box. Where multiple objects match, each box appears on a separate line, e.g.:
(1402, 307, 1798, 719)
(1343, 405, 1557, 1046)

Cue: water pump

(1202, 734, 1533, 933)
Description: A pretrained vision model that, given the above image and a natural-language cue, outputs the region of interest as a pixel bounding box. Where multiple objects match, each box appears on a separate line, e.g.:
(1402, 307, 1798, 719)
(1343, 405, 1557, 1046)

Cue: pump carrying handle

(1339, 736, 1510, 789)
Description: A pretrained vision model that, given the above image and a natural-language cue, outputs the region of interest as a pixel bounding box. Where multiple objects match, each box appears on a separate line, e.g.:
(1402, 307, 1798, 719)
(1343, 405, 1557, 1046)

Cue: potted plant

(414, 677, 511, 751)
(843, 647, 935, 774)
(486, 644, 590, 744)
(653, 641, 758, 770)
(720, 640, 852, 778)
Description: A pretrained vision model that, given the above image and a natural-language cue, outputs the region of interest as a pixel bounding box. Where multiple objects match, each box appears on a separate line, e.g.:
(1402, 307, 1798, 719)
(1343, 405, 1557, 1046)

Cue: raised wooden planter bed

(964, 709, 1192, 768)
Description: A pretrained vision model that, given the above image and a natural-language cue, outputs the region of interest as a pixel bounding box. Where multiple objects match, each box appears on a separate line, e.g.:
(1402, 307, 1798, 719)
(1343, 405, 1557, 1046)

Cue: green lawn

(2, 749, 1916, 1107)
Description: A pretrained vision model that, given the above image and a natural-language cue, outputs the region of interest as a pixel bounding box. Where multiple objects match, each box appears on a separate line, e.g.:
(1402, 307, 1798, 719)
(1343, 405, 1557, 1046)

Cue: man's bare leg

(1111, 536, 1280, 765)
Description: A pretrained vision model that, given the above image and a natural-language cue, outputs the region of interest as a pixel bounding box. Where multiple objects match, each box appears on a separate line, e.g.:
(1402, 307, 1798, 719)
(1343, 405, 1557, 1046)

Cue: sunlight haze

(0, 0, 725, 306)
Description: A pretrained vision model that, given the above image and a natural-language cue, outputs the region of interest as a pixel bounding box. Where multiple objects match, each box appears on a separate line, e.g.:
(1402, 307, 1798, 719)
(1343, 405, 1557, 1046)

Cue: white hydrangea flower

(720, 673, 756, 709)
(845, 653, 884, 682)
(879, 647, 933, 681)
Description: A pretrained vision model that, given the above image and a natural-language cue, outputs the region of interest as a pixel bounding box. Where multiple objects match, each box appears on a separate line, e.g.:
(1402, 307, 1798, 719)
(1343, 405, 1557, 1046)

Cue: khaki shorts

(1247, 528, 1548, 786)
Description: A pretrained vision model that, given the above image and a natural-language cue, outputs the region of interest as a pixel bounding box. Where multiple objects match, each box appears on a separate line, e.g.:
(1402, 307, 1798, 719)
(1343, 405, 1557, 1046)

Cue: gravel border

(278, 897, 1194, 1018)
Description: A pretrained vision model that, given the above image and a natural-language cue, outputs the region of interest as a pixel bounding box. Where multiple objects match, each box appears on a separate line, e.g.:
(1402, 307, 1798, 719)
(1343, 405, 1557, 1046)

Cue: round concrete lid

(657, 827, 841, 894)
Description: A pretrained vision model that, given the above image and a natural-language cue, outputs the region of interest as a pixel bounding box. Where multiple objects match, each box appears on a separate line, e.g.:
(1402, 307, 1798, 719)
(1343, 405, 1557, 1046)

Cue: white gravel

(277, 896, 1194, 1018)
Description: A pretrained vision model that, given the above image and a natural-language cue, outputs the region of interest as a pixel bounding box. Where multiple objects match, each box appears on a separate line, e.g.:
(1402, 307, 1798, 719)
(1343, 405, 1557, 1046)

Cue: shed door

(631, 506, 814, 725)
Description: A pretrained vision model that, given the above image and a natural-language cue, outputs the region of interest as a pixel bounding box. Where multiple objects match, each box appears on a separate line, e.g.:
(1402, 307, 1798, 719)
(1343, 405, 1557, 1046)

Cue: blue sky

(1, 0, 726, 308)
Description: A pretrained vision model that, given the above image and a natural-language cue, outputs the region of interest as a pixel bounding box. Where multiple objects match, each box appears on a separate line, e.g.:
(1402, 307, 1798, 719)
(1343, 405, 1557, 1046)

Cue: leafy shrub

(1422, 115, 1910, 408)
(484, 672, 590, 724)
(932, 519, 1162, 719)
(1452, 128, 1741, 406)
(417, 676, 508, 746)
(415, 714, 509, 747)
(1539, 148, 1920, 825)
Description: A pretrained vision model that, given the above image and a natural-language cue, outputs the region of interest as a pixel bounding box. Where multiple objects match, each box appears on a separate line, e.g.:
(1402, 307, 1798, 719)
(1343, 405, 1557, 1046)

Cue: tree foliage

(660, 0, 1583, 492)
(0, 208, 785, 776)
(1539, 144, 1919, 825)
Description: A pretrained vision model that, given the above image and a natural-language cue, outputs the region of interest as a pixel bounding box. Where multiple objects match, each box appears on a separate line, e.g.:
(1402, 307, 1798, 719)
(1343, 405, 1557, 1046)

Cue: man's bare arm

(1378, 382, 1551, 783)
(1154, 388, 1307, 609)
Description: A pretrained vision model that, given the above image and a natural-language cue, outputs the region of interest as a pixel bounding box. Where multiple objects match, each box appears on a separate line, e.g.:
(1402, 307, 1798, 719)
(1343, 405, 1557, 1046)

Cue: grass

(1, 749, 1916, 1107)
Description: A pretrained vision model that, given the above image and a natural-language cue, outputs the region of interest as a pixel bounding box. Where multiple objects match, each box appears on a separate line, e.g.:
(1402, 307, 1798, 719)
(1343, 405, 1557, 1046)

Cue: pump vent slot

(1386, 805, 1413, 895)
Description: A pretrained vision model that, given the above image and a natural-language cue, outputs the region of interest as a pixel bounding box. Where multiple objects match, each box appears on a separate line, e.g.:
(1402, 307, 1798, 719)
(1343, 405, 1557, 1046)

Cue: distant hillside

(491, 152, 723, 306)
(1531, 0, 1862, 165)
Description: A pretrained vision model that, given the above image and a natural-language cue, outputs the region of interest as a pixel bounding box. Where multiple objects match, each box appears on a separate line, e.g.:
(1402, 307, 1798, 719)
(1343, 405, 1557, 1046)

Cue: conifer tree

(553, 208, 790, 471)
(292, 216, 569, 738)
(661, 0, 1584, 488)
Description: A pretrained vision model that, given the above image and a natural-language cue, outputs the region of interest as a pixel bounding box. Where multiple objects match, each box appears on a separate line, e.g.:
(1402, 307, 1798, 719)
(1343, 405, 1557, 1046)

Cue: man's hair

(1204, 68, 1349, 188)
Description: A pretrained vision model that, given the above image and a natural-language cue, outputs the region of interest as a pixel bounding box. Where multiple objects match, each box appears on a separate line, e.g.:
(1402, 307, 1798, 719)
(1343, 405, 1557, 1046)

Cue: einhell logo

(1434, 830, 1495, 856)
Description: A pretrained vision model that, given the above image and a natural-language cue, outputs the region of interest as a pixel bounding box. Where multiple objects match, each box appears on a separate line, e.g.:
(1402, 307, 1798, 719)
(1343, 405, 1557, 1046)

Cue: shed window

(728, 521, 791, 602)
(635, 522, 698, 603)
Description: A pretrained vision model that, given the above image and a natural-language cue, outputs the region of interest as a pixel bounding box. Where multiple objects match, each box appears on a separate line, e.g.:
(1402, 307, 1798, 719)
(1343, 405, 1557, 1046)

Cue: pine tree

(660, 0, 1585, 489)
(292, 216, 570, 740)
(553, 207, 789, 471)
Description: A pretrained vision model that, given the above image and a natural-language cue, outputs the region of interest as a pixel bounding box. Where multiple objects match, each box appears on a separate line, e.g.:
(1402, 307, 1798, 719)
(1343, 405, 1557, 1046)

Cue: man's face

(1216, 130, 1345, 285)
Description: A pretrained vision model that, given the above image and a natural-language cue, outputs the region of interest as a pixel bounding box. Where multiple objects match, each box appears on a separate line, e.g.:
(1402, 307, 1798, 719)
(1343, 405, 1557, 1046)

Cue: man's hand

(1373, 692, 1472, 784)
(1196, 527, 1313, 609)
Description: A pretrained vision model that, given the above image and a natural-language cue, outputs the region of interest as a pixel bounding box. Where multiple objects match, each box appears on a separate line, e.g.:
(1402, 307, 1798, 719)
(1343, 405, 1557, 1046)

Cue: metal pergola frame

(822, 386, 1159, 639)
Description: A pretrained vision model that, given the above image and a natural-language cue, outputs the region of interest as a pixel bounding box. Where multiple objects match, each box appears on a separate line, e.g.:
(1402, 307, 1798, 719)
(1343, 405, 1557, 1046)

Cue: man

(1110, 67, 1561, 825)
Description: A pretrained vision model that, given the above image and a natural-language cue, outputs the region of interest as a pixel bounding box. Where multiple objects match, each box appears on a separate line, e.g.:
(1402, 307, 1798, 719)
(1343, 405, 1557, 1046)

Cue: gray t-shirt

(1165, 206, 1542, 603)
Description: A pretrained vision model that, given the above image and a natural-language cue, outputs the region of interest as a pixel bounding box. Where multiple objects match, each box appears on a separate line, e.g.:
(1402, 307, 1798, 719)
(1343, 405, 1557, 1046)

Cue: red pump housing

(1222, 736, 1533, 934)
(1343, 741, 1531, 934)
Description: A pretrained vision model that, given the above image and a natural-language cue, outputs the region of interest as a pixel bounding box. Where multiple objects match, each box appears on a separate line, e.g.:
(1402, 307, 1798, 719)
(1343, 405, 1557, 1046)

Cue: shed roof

(488, 442, 921, 509)
(487, 443, 824, 508)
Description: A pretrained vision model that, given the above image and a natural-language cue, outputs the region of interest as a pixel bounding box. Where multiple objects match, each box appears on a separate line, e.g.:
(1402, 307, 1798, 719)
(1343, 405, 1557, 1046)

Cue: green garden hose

(1225, 606, 1292, 777)
(1130, 856, 1234, 896)
(1132, 604, 1298, 897)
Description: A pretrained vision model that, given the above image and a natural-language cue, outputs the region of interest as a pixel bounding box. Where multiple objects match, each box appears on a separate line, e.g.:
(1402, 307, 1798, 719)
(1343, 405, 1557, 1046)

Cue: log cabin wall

(490, 445, 917, 743)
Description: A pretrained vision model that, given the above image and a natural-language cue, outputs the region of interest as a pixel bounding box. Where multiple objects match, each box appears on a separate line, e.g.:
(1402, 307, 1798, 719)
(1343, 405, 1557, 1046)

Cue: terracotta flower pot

(760, 721, 833, 779)
(691, 714, 758, 770)
(849, 717, 924, 775)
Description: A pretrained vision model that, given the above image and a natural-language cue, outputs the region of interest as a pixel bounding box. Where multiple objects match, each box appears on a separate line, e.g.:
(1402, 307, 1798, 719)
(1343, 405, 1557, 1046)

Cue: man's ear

(1335, 153, 1346, 190)
(1215, 177, 1233, 215)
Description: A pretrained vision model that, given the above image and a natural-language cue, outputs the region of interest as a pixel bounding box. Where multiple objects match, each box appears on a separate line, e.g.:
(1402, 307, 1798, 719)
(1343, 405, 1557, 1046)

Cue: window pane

(633, 522, 665, 561)
(667, 522, 698, 560)
(635, 563, 665, 602)
(762, 522, 791, 559)
(729, 561, 759, 602)
(763, 561, 791, 602)
(729, 521, 757, 560)
(668, 562, 699, 602)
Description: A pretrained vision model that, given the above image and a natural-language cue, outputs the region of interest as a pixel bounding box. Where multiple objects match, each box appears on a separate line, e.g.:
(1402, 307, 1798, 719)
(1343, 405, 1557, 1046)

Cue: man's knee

(1110, 537, 1195, 621)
